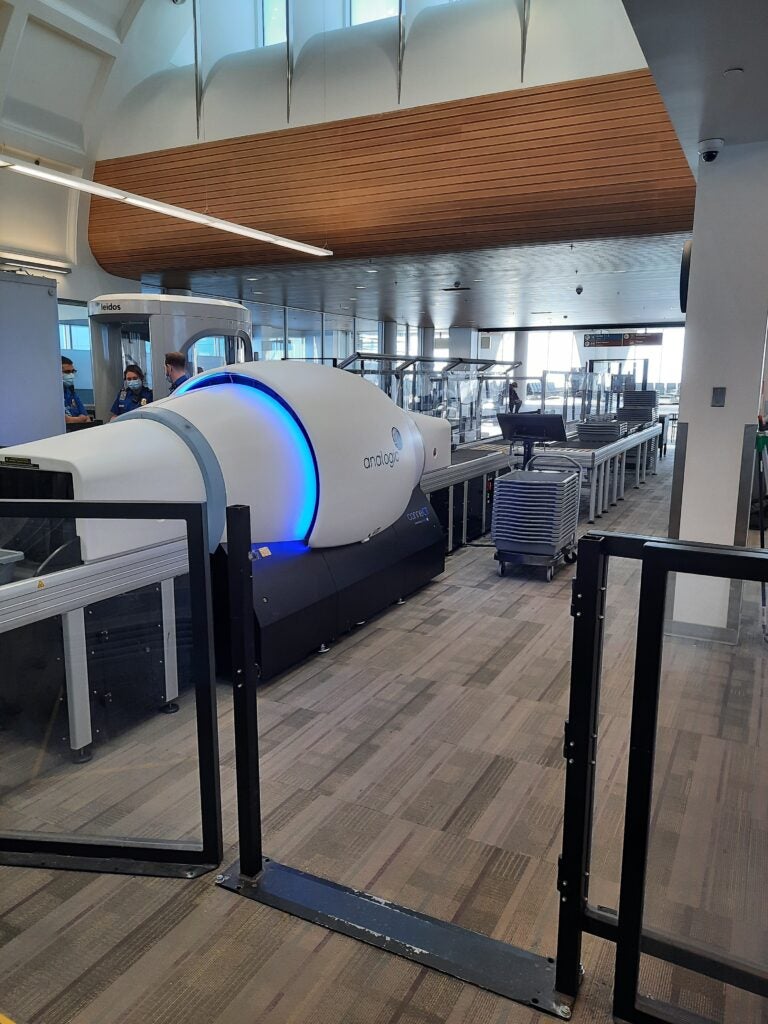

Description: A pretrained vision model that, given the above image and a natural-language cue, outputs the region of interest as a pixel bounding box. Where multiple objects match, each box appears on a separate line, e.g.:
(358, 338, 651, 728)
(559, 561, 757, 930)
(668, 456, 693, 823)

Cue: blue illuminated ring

(175, 371, 320, 542)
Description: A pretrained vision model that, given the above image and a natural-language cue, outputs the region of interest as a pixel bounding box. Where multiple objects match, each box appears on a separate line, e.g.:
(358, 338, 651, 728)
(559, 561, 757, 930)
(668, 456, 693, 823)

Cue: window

(351, 0, 398, 26)
(262, 0, 287, 45)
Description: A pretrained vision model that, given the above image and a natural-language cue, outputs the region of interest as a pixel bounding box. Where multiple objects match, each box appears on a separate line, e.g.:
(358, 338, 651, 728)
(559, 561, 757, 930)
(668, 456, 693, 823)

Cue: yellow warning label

(37, 580, 45, 590)
(258, 546, 272, 557)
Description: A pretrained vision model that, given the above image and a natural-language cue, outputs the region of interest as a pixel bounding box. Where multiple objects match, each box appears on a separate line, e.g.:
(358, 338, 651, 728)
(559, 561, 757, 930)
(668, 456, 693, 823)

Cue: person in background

(164, 351, 189, 394)
(109, 364, 153, 420)
(508, 380, 523, 414)
(62, 356, 91, 424)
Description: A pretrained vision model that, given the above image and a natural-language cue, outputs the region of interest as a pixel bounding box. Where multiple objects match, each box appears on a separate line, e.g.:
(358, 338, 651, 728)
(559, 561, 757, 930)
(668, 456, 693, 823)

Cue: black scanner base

(212, 488, 445, 682)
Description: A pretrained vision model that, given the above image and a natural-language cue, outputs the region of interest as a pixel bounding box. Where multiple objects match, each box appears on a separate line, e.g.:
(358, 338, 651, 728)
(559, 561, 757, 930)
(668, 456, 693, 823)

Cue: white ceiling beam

(25, 0, 122, 57)
(116, 0, 145, 43)
(0, 3, 28, 113)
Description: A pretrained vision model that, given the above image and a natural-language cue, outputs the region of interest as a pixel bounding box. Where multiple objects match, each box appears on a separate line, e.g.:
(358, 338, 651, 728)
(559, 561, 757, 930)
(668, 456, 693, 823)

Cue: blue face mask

(126, 379, 142, 391)
(62, 372, 75, 385)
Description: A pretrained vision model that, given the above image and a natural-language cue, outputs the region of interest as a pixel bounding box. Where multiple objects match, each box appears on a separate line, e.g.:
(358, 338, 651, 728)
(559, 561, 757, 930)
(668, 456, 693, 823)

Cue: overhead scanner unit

(0, 362, 451, 684)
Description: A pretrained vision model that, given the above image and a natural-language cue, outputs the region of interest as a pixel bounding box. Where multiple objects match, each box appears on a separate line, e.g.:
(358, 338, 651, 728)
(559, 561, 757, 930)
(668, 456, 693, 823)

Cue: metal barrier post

(555, 535, 608, 997)
(225, 504, 263, 879)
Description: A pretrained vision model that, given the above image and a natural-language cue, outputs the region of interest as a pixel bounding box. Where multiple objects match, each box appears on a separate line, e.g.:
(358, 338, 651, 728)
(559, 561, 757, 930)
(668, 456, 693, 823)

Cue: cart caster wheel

(564, 550, 578, 565)
(545, 566, 554, 582)
(497, 561, 506, 577)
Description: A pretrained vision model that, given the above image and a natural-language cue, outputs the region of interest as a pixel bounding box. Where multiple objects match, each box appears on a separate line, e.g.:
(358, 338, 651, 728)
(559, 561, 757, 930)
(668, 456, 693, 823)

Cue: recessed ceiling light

(365, 269, 378, 274)
(473, 279, 483, 283)
(246, 276, 259, 281)
(723, 66, 744, 77)
(253, 291, 263, 295)
(355, 285, 366, 289)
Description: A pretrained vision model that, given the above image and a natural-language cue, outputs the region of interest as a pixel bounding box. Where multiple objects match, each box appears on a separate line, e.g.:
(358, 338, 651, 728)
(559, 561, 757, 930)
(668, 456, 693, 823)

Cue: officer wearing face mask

(109, 364, 153, 420)
(62, 356, 91, 425)
(164, 351, 189, 394)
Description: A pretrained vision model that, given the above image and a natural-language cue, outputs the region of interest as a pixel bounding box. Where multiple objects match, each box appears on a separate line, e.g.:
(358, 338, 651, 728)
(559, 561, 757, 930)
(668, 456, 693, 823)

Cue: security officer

(164, 351, 189, 394)
(109, 364, 153, 420)
(62, 356, 91, 424)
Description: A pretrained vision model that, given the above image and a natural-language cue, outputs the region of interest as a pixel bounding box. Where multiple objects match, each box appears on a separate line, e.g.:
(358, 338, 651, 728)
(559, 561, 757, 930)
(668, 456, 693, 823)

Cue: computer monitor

(497, 413, 567, 443)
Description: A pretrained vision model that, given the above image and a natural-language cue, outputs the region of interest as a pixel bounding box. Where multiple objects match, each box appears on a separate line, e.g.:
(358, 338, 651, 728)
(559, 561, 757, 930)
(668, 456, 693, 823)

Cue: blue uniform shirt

(63, 385, 87, 418)
(111, 385, 153, 417)
(169, 373, 189, 394)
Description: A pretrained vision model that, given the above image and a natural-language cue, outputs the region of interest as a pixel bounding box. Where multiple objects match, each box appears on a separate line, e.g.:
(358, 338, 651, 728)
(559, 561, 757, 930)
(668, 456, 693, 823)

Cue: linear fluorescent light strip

(0, 249, 72, 273)
(0, 156, 332, 258)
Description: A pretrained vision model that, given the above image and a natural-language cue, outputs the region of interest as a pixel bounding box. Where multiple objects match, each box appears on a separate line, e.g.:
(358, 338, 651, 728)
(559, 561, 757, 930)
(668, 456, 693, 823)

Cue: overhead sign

(583, 332, 663, 347)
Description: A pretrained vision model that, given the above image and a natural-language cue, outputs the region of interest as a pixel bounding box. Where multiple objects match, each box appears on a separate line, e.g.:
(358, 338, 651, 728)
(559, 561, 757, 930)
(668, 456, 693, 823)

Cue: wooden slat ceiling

(89, 69, 695, 280)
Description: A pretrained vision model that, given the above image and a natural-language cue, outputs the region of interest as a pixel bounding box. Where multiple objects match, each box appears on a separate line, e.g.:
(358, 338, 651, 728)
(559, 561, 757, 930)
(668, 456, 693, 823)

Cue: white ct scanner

(0, 358, 451, 757)
(2, 360, 450, 559)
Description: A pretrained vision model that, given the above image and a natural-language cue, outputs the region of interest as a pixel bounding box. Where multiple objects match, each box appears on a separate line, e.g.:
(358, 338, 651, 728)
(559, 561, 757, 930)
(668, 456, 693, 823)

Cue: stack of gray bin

(492, 469, 580, 581)
(618, 389, 658, 423)
(576, 421, 628, 444)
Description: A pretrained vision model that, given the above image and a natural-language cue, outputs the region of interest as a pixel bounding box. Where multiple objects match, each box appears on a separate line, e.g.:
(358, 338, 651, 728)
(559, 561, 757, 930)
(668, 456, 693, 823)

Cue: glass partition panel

(286, 307, 321, 361)
(356, 318, 381, 353)
(323, 313, 354, 362)
(0, 509, 214, 852)
(248, 302, 285, 361)
(636, 571, 768, 1023)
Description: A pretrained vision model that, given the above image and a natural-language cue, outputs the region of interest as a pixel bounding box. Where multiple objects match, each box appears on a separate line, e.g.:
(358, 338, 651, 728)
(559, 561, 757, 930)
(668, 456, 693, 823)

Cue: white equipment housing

(88, 293, 253, 423)
(1, 361, 451, 561)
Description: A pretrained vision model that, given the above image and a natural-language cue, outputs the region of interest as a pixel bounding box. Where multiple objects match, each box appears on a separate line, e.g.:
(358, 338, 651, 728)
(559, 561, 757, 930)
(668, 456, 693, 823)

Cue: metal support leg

(611, 456, 619, 506)
(602, 461, 610, 513)
(447, 484, 454, 552)
(619, 453, 627, 500)
(634, 443, 641, 488)
(62, 608, 92, 761)
(160, 578, 179, 709)
(640, 442, 647, 484)
(481, 473, 488, 534)
(461, 480, 469, 546)
(555, 536, 608, 997)
(588, 468, 597, 523)
(596, 464, 605, 517)
(226, 505, 263, 879)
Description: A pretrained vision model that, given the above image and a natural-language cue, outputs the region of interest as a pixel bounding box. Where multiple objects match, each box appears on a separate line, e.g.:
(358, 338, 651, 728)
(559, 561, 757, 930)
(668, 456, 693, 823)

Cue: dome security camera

(575, 285, 583, 295)
(698, 138, 724, 163)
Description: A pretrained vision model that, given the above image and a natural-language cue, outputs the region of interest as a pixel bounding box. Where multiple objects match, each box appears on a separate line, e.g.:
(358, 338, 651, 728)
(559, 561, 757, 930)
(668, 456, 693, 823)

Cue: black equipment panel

(212, 487, 445, 682)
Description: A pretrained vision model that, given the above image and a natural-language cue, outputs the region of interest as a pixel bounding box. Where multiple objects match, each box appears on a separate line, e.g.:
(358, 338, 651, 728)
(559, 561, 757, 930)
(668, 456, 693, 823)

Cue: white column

(448, 326, 476, 358)
(513, 331, 529, 376)
(382, 320, 398, 355)
(671, 141, 768, 634)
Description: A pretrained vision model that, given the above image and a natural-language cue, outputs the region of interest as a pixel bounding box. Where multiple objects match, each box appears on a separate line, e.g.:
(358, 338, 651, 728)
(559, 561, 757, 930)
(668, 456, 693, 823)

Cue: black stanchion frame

(217, 504, 573, 1021)
(556, 530, 768, 1024)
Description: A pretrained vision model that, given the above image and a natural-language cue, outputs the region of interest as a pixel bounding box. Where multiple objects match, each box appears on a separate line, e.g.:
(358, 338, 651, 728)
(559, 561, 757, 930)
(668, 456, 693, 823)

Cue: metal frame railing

(556, 531, 768, 1021)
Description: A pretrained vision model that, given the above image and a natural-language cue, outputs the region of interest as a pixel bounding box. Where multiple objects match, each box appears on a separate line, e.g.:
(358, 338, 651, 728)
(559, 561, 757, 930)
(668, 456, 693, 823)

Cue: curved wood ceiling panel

(89, 69, 695, 280)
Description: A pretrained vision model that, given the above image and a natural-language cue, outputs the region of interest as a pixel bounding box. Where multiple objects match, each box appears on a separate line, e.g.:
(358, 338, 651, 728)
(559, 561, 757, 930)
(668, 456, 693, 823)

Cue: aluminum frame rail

(0, 538, 188, 633)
